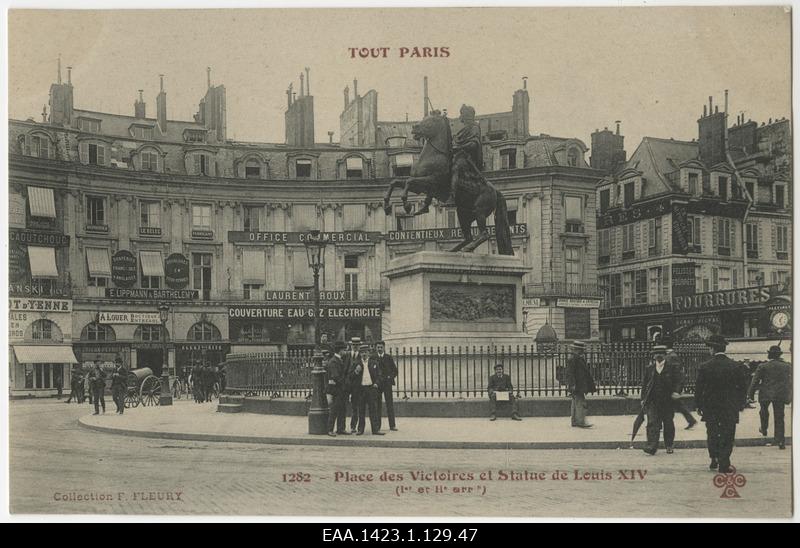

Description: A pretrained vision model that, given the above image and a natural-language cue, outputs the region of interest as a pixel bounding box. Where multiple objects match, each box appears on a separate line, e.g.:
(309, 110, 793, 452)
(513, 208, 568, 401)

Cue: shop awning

(139, 251, 165, 277)
(86, 247, 111, 277)
(27, 246, 59, 278)
(242, 249, 266, 284)
(13, 345, 79, 364)
(28, 186, 57, 218)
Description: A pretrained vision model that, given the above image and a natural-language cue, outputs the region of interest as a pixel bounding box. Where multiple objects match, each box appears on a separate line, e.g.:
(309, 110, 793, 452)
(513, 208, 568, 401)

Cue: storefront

(9, 297, 77, 397)
(672, 284, 791, 349)
(228, 303, 383, 352)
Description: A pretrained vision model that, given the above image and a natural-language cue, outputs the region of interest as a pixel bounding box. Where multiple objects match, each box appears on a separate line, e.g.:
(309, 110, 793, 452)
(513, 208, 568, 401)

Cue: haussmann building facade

(9, 65, 613, 396)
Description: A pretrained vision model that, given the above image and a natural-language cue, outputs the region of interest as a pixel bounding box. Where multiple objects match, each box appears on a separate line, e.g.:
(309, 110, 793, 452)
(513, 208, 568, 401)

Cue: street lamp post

(304, 230, 328, 434)
(158, 302, 173, 406)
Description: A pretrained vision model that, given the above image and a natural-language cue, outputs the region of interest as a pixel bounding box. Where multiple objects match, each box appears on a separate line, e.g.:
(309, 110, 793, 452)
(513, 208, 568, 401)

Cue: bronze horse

(382, 113, 514, 255)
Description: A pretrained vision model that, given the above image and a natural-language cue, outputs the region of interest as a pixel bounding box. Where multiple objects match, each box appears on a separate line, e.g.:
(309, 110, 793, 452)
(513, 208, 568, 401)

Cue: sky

(8, 7, 792, 149)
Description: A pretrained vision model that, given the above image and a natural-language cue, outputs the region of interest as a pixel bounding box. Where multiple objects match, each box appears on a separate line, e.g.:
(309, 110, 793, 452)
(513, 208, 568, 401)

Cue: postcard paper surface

(5, 6, 794, 519)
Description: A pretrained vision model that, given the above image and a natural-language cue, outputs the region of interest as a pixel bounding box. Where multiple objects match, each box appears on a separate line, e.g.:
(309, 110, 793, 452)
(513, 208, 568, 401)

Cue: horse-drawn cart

(124, 367, 162, 408)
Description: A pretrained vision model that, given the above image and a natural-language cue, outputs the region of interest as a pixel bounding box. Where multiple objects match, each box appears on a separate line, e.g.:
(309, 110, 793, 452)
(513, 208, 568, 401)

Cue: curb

(77, 417, 791, 451)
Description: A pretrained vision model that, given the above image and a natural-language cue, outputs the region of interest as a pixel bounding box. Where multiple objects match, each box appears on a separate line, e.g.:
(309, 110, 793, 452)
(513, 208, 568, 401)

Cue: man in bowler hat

(694, 334, 749, 472)
(748, 345, 792, 449)
(565, 340, 595, 428)
(88, 359, 107, 415)
(641, 345, 680, 455)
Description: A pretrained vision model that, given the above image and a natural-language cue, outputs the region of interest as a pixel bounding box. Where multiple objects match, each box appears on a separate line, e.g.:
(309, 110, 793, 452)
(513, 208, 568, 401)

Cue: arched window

(245, 158, 262, 179)
(189, 322, 221, 342)
(134, 324, 169, 341)
(29, 319, 62, 342)
(81, 322, 116, 342)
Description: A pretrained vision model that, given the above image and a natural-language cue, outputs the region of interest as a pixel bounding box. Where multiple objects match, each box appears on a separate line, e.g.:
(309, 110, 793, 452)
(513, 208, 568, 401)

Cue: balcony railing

(524, 282, 601, 298)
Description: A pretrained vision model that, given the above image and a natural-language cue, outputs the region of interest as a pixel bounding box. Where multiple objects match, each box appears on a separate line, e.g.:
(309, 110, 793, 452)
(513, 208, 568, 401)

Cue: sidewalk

(79, 400, 792, 450)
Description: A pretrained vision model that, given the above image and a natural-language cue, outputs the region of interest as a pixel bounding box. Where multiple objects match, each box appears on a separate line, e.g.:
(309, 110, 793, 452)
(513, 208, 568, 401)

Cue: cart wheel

(140, 376, 161, 406)
(125, 388, 140, 408)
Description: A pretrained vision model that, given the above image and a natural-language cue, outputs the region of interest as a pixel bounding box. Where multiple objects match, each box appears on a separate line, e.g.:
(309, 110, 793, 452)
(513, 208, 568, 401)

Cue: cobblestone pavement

(9, 399, 794, 518)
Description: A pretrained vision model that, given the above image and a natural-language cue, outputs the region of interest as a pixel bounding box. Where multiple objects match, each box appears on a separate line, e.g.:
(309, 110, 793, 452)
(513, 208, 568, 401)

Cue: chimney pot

(159, 74, 164, 92)
(328, 131, 334, 144)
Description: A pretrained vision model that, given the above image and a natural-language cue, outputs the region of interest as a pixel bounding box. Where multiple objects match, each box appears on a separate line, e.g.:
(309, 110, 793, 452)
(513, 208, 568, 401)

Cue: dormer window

(688, 172, 699, 195)
(30, 134, 50, 159)
(623, 181, 635, 208)
(296, 159, 312, 178)
(141, 150, 158, 171)
(78, 118, 101, 133)
(500, 149, 516, 170)
(346, 157, 364, 179)
(393, 154, 413, 176)
(131, 126, 154, 140)
(567, 148, 579, 167)
(718, 176, 728, 201)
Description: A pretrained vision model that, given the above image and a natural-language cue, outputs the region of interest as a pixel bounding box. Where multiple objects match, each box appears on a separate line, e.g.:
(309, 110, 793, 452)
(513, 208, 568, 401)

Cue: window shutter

(771, 224, 777, 256)
(97, 145, 105, 165)
(79, 142, 88, 164)
(712, 217, 719, 250)
(730, 222, 736, 254)
(712, 267, 719, 291)
(661, 266, 670, 302)
(194, 153, 201, 175)
(23, 135, 31, 156)
(647, 219, 655, 247)
(732, 268, 738, 289)
(610, 227, 618, 260)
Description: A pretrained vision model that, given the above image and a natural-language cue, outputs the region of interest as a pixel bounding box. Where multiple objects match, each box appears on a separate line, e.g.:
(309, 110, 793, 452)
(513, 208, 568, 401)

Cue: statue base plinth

(383, 251, 531, 349)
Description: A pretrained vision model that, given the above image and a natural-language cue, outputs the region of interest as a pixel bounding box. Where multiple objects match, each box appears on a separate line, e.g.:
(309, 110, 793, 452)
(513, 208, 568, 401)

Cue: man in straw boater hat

(565, 340, 596, 428)
(641, 345, 681, 455)
(747, 345, 792, 450)
(694, 334, 750, 473)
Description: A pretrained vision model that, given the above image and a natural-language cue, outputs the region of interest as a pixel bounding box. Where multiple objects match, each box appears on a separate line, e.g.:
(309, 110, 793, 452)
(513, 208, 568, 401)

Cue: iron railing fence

(223, 343, 710, 400)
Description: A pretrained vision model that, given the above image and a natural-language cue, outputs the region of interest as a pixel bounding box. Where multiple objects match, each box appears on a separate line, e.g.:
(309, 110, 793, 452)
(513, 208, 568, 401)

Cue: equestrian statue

(382, 104, 514, 255)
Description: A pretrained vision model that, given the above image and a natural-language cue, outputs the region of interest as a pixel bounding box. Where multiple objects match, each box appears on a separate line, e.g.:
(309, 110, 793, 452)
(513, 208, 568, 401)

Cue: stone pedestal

(383, 251, 532, 349)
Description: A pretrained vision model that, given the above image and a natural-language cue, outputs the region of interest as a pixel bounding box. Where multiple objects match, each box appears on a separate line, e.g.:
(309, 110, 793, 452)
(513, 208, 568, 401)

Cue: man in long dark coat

(344, 337, 361, 433)
(748, 345, 792, 449)
(662, 336, 698, 429)
(349, 343, 385, 436)
(110, 357, 128, 414)
(374, 341, 399, 431)
(325, 342, 349, 437)
(565, 340, 595, 428)
(694, 334, 749, 473)
(87, 360, 107, 415)
(642, 345, 681, 455)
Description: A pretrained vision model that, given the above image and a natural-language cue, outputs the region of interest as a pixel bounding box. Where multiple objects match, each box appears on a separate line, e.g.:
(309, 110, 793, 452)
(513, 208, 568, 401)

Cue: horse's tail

(494, 192, 514, 256)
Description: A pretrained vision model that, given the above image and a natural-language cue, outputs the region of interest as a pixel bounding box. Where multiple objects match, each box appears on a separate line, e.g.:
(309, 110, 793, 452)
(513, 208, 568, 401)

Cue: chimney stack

(615, 120, 621, 135)
(353, 78, 358, 98)
(57, 55, 62, 85)
(708, 96, 712, 115)
(157, 74, 168, 132)
(134, 89, 146, 118)
(328, 131, 334, 144)
(305, 67, 310, 95)
(523, 76, 528, 90)
(300, 73, 304, 97)
(423, 76, 429, 117)
(67, 66, 72, 85)
(724, 89, 729, 114)
(207, 67, 211, 89)
(343, 86, 349, 109)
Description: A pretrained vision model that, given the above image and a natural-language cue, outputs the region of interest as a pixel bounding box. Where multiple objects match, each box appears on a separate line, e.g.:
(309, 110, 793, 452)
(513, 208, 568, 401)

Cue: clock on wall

(771, 310, 791, 331)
